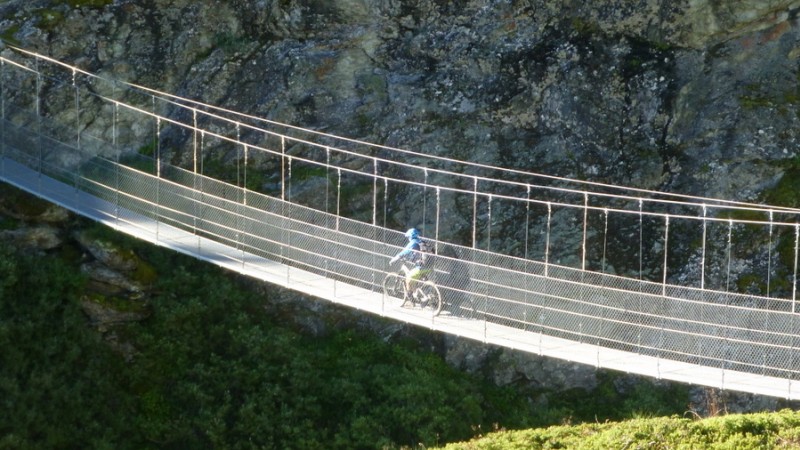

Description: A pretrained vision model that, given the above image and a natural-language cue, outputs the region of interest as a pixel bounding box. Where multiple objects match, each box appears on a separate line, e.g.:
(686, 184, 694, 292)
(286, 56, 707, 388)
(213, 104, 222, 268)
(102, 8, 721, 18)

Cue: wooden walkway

(1, 156, 796, 400)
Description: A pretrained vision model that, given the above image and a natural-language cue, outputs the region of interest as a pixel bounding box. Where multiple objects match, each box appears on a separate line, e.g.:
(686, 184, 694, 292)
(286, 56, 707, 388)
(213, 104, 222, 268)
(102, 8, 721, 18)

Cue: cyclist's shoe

(418, 292, 430, 307)
(400, 294, 411, 307)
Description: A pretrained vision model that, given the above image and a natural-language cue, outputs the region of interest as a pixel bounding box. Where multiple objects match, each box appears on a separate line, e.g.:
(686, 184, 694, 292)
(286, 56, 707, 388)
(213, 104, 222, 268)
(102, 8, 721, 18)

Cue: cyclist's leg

(397, 264, 411, 299)
(406, 266, 422, 297)
(399, 264, 411, 276)
(415, 268, 433, 304)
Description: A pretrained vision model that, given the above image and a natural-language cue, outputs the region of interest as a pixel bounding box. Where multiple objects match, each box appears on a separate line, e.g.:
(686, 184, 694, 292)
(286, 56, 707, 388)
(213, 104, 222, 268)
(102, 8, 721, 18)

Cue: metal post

(662, 216, 670, 296)
(635, 199, 644, 354)
(524, 185, 531, 261)
(323, 147, 331, 278)
(198, 131, 205, 253)
(239, 142, 247, 264)
(336, 168, 341, 230)
(155, 115, 161, 241)
(334, 167, 342, 297)
(243, 143, 248, 205)
(36, 70, 42, 185)
(602, 208, 609, 272)
(544, 202, 552, 278)
(725, 219, 733, 293)
(285, 156, 293, 284)
(472, 177, 478, 249)
(484, 194, 492, 341)
(193, 109, 198, 174)
(430, 185, 441, 328)
(486, 195, 492, 254)
(578, 193, 589, 341)
(582, 192, 588, 271)
(722, 218, 734, 387)
(793, 224, 799, 314)
(372, 158, 379, 289)
(382, 177, 389, 313)
(73, 69, 80, 149)
(767, 210, 774, 297)
(659, 215, 670, 365)
(422, 168, 428, 230)
(524, 185, 531, 330)
(280, 136, 286, 201)
(236, 123, 241, 188)
(638, 199, 644, 281)
(698, 205, 707, 365)
(701, 205, 707, 290)
(597, 207, 610, 355)
(326, 148, 331, 218)
(113, 97, 120, 225)
(790, 314, 798, 399)
(192, 109, 198, 237)
(434, 186, 442, 315)
(235, 125, 244, 262)
(434, 187, 440, 254)
(1, 58, 6, 175)
(372, 158, 378, 226)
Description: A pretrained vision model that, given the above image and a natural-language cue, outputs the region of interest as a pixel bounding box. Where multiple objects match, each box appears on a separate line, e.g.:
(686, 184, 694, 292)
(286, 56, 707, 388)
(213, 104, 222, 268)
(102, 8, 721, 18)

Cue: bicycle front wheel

(417, 281, 443, 316)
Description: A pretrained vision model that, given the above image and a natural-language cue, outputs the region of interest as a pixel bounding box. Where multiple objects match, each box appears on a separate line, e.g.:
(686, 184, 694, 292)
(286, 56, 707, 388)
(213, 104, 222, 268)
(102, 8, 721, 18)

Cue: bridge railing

(2, 46, 800, 386)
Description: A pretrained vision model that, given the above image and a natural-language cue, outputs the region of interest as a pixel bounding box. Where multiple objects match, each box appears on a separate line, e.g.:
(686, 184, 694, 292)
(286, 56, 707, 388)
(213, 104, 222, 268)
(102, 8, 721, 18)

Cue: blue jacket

(393, 237, 422, 266)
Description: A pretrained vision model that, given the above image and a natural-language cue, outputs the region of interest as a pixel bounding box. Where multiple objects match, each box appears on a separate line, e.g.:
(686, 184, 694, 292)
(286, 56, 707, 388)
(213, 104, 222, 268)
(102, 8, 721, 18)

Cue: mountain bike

(383, 261, 443, 316)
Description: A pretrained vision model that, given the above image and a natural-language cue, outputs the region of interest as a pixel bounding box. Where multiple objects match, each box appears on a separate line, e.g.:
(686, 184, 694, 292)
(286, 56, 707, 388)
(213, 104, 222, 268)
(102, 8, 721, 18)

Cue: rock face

(2, 1, 798, 200)
(2, 0, 800, 412)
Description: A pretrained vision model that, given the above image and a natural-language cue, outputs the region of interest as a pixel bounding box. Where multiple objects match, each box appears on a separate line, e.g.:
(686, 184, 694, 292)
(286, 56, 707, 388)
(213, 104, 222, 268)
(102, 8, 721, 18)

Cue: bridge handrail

(32, 85, 800, 228)
(4, 43, 800, 219)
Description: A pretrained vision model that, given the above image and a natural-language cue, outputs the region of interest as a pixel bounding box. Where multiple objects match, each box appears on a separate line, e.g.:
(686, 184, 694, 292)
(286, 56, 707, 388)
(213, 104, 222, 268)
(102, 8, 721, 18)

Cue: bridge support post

(0, 58, 4, 177)
(793, 224, 799, 314)
(36, 67, 42, 192)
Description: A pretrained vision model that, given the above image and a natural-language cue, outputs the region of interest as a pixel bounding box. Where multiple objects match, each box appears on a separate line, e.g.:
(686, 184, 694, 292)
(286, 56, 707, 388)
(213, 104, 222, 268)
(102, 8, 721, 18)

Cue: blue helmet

(404, 228, 420, 240)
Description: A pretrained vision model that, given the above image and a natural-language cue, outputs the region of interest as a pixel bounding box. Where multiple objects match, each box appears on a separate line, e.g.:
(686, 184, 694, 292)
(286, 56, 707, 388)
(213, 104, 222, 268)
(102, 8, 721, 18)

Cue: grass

(436, 409, 800, 449)
(0, 183, 52, 217)
(65, 0, 112, 8)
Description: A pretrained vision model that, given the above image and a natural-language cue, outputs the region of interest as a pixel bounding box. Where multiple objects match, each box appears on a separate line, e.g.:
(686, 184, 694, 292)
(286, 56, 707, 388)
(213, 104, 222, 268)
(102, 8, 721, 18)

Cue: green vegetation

(0, 215, 17, 230)
(291, 162, 328, 181)
(739, 82, 800, 114)
(0, 242, 134, 448)
(0, 223, 515, 448)
(761, 157, 800, 280)
(436, 410, 800, 449)
(212, 32, 250, 56)
(0, 23, 20, 45)
(0, 183, 52, 217)
(118, 144, 157, 174)
(65, 0, 113, 8)
(765, 166, 800, 209)
(137, 141, 156, 158)
(0, 206, 794, 448)
(34, 8, 65, 32)
(0, 217, 697, 449)
(570, 17, 600, 37)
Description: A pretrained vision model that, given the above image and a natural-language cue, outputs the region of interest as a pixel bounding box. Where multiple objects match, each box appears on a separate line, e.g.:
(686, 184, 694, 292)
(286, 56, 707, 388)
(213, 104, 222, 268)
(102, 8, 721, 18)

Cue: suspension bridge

(2, 46, 799, 400)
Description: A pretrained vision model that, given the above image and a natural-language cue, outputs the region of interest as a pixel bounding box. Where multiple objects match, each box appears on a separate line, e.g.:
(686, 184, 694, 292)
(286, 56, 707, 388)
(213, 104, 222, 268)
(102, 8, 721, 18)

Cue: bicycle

(383, 261, 443, 316)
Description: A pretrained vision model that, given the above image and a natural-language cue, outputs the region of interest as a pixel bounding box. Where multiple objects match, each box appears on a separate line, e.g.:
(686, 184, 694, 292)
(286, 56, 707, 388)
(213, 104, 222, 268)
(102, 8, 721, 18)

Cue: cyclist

(389, 227, 431, 302)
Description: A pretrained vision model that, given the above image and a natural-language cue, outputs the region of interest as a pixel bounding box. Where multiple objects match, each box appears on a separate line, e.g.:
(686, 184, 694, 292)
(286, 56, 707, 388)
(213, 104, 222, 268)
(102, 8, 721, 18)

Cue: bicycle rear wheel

(382, 273, 407, 304)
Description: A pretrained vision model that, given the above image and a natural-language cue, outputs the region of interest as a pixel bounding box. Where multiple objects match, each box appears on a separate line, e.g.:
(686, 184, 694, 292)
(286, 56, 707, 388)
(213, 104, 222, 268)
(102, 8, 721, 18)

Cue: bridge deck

(1, 157, 796, 400)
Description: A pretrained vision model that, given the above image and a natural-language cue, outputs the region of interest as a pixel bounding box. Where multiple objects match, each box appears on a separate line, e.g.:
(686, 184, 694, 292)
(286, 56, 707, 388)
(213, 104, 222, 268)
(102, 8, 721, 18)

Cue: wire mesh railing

(2, 46, 800, 392)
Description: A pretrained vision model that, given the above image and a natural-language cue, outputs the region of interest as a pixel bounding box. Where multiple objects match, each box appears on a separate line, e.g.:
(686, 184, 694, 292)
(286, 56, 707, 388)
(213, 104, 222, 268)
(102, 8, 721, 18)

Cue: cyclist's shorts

(408, 266, 431, 281)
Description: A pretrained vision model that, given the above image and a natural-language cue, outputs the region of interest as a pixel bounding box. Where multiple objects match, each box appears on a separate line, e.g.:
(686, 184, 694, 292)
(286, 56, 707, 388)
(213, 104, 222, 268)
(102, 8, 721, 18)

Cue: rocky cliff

(4, 1, 800, 197)
(2, 0, 800, 412)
